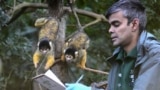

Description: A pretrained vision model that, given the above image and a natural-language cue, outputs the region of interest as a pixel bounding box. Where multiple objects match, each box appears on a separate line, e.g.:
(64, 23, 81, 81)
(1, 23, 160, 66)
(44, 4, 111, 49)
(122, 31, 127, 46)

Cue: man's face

(108, 11, 134, 47)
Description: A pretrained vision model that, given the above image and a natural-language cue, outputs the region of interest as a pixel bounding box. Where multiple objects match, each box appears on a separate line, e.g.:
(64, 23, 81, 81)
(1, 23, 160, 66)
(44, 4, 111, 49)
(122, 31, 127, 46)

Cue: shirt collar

(116, 46, 137, 61)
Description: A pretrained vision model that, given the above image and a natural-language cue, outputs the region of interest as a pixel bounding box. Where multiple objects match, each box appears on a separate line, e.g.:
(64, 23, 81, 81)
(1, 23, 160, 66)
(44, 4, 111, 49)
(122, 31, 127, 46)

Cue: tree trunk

(32, 15, 75, 90)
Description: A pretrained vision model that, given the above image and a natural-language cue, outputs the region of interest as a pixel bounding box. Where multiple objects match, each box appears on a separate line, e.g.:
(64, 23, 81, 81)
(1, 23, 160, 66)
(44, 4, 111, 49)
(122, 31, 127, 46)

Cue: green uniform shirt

(114, 47, 137, 90)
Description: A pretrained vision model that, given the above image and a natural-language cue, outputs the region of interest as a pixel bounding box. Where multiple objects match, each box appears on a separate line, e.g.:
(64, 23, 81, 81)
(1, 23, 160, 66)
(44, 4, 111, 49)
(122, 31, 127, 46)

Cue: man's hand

(65, 83, 91, 90)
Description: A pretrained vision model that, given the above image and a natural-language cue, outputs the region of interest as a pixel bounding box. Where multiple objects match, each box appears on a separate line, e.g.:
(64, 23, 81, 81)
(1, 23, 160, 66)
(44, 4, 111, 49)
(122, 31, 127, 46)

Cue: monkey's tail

(83, 67, 109, 75)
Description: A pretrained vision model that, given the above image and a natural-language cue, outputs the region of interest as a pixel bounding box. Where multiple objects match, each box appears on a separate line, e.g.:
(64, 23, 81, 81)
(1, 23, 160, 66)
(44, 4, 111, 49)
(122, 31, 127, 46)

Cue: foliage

(0, 8, 9, 30)
(0, 11, 36, 89)
(0, 0, 160, 90)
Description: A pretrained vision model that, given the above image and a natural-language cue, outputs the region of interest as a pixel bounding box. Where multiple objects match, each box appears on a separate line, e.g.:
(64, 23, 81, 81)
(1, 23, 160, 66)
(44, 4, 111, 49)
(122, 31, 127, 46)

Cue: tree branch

(6, 2, 47, 25)
(83, 18, 101, 29)
(84, 67, 109, 75)
(5, 2, 108, 28)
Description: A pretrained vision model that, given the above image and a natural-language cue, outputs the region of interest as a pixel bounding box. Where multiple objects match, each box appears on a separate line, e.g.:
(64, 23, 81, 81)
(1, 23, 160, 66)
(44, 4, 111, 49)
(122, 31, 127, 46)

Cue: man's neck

(123, 44, 137, 54)
(124, 36, 139, 53)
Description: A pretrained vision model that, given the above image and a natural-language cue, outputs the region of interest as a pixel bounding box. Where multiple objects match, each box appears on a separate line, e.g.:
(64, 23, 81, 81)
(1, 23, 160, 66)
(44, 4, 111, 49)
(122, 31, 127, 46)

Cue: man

(66, 0, 160, 90)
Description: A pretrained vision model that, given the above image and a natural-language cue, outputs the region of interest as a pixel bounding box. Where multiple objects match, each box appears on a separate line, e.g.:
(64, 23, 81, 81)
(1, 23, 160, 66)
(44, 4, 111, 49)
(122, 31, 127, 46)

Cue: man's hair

(105, 0, 147, 31)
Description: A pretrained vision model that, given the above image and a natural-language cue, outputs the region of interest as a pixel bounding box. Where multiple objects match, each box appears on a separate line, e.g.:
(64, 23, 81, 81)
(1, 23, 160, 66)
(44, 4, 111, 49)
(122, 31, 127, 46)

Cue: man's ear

(131, 18, 140, 32)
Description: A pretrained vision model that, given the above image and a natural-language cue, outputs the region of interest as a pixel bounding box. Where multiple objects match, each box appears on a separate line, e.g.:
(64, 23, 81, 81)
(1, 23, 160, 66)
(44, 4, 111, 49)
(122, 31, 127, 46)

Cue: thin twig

(4, 2, 108, 29)
(73, 7, 82, 29)
(82, 18, 101, 29)
(83, 67, 109, 75)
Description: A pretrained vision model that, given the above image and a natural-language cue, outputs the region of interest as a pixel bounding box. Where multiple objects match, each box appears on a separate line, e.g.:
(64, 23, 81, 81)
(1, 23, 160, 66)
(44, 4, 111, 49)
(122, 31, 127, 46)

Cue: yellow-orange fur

(75, 49, 87, 69)
(44, 54, 55, 70)
(61, 31, 90, 69)
(33, 17, 58, 70)
(33, 51, 41, 68)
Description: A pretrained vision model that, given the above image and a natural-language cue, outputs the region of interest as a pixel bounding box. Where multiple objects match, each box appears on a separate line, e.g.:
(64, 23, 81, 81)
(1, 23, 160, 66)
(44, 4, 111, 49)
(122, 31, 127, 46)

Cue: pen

(76, 74, 84, 83)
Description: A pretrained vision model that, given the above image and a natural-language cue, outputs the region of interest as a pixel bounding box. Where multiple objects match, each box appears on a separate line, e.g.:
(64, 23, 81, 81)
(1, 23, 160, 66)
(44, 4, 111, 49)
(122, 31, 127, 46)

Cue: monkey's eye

(65, 55, 73, 60)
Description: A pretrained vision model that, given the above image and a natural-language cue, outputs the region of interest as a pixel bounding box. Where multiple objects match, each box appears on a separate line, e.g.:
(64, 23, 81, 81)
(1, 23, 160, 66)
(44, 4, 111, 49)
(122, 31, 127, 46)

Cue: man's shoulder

(139, 31, 160, 50)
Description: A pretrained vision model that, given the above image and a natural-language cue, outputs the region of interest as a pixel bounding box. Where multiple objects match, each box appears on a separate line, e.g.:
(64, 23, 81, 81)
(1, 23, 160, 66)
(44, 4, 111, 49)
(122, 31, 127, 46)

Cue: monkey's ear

(75, 51, 78, 57)
(63, 49, 66, 53)
(37, 41, 40, 47)
(49, 41, 52, 47)
(34, 17, 49, 27)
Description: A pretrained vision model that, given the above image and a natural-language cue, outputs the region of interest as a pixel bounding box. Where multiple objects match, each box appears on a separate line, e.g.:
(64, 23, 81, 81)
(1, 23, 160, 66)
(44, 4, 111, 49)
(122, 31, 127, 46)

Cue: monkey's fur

(33, 17, 59, 70)
(61, 30, 109, 75)
(61, 30, 90, 69)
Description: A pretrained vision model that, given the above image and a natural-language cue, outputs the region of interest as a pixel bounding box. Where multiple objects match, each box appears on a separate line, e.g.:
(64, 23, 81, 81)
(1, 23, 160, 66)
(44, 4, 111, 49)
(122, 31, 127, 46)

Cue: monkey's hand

(33, 51, 41, 68)
(44, 54, 55, 70)
(60, 53, 65, 62)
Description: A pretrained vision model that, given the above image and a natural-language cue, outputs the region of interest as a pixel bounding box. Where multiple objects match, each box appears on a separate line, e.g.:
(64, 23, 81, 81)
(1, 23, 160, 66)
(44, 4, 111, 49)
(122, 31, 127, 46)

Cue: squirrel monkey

(61, 30, 90, 69)
(33, 17, 58, 70)
(61, 30, 109, 75)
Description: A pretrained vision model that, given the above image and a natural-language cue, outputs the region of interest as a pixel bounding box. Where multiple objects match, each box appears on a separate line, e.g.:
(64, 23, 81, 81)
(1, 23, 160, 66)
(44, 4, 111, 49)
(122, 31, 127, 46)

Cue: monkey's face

(64, 48, 78, 62)
(65, 54, 74, 61)
(38, 38, 52, 54)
